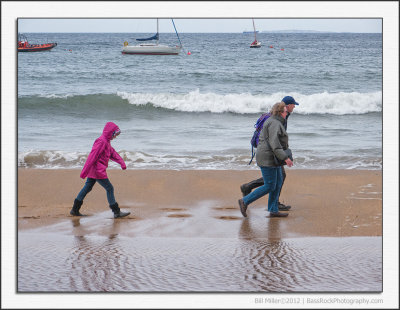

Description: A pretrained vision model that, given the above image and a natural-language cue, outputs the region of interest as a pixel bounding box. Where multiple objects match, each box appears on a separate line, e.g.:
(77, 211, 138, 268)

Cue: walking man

(240, 96, 299, 211)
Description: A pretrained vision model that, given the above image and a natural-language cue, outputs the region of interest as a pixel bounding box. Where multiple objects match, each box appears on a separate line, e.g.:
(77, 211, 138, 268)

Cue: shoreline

(17, 168, 382, 238)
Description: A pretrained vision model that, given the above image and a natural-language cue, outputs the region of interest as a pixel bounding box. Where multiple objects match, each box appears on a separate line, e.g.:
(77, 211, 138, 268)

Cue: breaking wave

(18, 149, 382, 170)
(19, 90, 382, 115)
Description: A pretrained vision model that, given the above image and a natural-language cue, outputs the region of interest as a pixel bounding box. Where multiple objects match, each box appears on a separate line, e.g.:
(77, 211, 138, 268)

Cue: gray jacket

(256, 115, 289, 167)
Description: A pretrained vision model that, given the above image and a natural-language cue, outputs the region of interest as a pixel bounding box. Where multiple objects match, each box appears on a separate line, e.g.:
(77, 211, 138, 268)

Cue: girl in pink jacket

(70, 122, 130, 218)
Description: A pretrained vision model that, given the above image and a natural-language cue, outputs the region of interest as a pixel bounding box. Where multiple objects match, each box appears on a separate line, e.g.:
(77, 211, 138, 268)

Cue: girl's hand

(121, 164, 127, 170)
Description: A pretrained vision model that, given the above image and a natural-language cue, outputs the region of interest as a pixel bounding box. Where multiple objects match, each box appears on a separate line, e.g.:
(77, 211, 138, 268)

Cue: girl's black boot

(110, 202, 130, 218)
(70, 199, 85, 216)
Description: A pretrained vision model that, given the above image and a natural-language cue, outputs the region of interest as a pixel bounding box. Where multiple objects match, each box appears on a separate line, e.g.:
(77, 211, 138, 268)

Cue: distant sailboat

(250, 19, 261, 48)
(122, 19, 182, 55)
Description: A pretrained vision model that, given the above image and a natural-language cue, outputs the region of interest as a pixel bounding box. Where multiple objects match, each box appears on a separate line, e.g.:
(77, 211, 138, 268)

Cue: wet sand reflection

(67, 218, 139, 291)
(18, 203, 382, 292)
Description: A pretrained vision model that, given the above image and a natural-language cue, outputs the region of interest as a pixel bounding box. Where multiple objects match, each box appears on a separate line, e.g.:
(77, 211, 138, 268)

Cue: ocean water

(18, 32, 382, 170)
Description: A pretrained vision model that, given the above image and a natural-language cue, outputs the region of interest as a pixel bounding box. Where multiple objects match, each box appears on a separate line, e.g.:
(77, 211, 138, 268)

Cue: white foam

(117, 90, 382, 115)
(18, 150, 382, 170)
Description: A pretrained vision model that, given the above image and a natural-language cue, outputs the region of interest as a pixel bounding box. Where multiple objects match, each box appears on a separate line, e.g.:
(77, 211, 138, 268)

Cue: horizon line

(19, 31, 381, 34)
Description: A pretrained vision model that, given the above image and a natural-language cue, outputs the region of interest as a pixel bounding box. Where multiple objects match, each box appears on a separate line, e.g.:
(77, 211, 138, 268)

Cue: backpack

(248, 112, 271, 164)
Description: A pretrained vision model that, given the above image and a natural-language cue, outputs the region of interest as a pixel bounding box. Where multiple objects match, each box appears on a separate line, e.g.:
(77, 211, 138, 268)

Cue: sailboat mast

(156, 18, 159, 45)
(252, 18, 257, 41)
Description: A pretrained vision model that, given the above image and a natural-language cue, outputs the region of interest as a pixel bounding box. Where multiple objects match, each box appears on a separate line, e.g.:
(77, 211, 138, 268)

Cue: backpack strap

(248, 112, 271, 165)
(248, 146, 255, 165)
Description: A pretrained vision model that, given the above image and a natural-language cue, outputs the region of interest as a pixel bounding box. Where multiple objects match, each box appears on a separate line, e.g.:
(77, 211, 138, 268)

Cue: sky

(18, 18, 382, 33)
(5, 1, 388, 33)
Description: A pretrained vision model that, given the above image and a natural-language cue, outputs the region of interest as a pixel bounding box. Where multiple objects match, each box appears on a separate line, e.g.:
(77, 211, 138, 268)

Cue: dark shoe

(238, 199, 248, 217)
(270, 212, 288, 217)
(278, 202, 291, 211)
(70, 199, 85, 216)
(240, 184, 251, 197)
(114, 211, 131, 218)
(110, 202, 130, 218)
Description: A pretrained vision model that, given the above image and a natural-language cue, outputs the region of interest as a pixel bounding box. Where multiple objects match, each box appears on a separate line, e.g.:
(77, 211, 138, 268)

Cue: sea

(18, 32, 382, 170)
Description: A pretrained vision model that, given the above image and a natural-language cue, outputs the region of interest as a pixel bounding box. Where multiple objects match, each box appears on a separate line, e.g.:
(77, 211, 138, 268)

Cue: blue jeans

(76, 178, 116, 205)
(242, 166, 283, 213)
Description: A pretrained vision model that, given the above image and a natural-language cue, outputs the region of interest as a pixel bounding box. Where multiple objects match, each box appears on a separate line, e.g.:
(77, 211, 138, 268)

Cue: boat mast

(252, 18, 257, 42)
(156, 18, 159, 45)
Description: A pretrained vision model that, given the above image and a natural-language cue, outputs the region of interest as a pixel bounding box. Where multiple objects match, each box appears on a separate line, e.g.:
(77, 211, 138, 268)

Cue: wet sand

(18, 232, 382, 292)
(18, 169, 382, 237)
(17, 169, 382, 292)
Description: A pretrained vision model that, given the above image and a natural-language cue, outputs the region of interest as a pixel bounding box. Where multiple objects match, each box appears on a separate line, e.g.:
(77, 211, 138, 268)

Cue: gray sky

(18, 18, 382, 33)
(8, 1, 387, 33)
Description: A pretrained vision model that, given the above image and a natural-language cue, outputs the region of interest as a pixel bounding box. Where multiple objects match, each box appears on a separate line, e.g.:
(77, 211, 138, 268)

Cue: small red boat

(18, 34, 57, 52)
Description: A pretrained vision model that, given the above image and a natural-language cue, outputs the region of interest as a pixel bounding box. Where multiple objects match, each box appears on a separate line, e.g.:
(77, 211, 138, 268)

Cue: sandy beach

(18, 168, 382, 237)
(17, 169, 383, 292)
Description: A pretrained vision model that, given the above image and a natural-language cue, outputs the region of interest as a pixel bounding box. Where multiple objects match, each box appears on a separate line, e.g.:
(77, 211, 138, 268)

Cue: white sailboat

(249, 18, 261, 48)
(122, 19, 182, 55)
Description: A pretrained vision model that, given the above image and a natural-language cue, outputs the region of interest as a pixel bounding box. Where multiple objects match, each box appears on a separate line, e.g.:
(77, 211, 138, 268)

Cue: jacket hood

(102, 122, 120, 141)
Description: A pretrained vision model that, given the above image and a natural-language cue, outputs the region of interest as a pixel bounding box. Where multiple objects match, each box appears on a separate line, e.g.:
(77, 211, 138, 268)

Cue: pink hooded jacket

(80, 122, 126, 179)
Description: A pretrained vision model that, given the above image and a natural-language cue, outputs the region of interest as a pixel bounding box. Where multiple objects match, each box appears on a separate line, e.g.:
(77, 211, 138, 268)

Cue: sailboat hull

(250, 42, 261, 48)
(122, 44, 181, 55)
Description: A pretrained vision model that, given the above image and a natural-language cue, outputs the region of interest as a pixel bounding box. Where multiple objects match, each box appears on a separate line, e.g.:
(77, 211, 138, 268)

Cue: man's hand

(285, 158, 293, 167)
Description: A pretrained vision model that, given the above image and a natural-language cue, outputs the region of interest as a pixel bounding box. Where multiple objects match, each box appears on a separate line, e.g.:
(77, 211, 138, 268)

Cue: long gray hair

(270, 102, 286, 116)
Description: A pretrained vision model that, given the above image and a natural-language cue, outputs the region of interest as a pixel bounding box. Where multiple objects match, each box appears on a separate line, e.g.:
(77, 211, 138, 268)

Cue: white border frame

(2, 1, 398, 309)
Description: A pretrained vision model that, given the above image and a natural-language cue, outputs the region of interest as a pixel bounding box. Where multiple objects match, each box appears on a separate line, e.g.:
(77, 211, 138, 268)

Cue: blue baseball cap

(282, 96, 299, 105)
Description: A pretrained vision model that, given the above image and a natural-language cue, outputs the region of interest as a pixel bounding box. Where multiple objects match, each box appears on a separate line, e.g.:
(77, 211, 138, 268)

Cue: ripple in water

(18, 233, 382, 292)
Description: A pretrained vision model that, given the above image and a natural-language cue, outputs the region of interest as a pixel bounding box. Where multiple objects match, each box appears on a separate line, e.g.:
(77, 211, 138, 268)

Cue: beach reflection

(67, 217, 136, 291)
(238, 218, 299, 291)
(18, 228, 382, 292)
(18, 213, 381, 292)
(71, 217, 80, 227)
(70, 214, 127, 239)
(70, 217, 92, 238)
(238, 217, 282, 240)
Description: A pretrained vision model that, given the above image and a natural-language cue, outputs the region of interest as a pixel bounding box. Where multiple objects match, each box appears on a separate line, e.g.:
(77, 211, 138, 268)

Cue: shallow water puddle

(18, 232, 381, 292)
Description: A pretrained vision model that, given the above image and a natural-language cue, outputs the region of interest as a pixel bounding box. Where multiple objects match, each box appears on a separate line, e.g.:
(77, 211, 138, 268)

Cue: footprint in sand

(213, 206, 237, 211)
(161, 208, 192, 218)
(160, 208, 187, 212)
(110, 215, 138, 220)
(215, 216, 242, 220)
(167, 213, 192, 218)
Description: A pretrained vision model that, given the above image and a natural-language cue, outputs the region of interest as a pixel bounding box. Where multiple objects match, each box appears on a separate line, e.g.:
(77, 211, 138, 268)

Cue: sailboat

(122, 19, 182, 55)
(249, 18, 261, 48)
